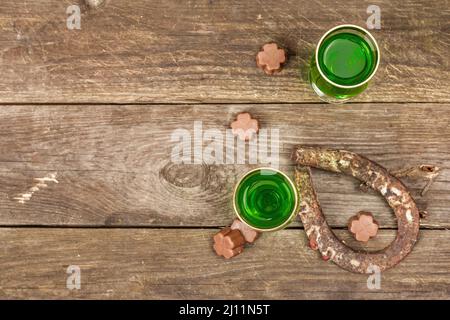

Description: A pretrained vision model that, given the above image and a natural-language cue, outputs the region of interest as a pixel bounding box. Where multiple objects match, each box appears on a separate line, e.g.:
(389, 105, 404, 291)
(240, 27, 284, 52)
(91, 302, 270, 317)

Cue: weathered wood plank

(0, 103, 448, 228)
(0, 228, 448, 299)
(0, 0, 448, 103)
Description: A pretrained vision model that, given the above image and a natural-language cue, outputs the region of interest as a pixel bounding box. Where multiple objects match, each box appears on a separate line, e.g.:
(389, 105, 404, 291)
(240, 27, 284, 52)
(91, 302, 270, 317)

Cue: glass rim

(315, 24, 381, 89)
(232, 167, 299, 232)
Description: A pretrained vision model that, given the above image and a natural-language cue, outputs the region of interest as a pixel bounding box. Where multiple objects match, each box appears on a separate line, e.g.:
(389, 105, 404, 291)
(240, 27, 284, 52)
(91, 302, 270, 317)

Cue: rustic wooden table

(0, 0, 449, 299)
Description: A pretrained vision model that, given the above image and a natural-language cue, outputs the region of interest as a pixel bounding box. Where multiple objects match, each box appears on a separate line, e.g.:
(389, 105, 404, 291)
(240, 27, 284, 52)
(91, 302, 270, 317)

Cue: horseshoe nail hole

(420, 165, 437, 173)
(84, 0, 105, 8)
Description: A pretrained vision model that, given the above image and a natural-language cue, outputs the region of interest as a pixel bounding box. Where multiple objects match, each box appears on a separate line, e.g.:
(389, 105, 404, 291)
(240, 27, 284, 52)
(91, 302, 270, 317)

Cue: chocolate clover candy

(256, 43, 286, 75)
(213, 227, 246, 259)
(230, 112, 259, 141)
(348, 211, 379, 242)
(231, 219, 260, 243)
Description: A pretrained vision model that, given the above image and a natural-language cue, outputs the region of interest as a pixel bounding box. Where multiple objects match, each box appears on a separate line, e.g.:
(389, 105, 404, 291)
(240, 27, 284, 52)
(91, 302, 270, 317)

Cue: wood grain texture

(0, 228, 448, 299)
(0, 0, 448, 301)
(0, 103, 448, 228)
(0, 0, 448, 103)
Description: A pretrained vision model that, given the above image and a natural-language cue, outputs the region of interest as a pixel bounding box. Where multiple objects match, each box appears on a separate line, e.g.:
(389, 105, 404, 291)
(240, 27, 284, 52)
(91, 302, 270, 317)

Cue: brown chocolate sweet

(230, 112, 259, 141)
(348, 211, 379, 242)
(231, 219, 260, 243)
(213, 227, 231, 244)
(213, 227, 246, 259)
(256, 43, 286, 75)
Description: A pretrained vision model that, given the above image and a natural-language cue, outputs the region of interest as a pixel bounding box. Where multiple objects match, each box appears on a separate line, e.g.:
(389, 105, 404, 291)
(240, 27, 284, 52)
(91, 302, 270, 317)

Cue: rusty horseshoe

(292, 146, 420, 274)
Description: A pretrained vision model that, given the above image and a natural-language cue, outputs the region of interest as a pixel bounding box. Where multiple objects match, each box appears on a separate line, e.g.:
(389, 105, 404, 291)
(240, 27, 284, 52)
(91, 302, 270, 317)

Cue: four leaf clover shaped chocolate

(256, 43, 286, 75)
(348, 211, 379, 242)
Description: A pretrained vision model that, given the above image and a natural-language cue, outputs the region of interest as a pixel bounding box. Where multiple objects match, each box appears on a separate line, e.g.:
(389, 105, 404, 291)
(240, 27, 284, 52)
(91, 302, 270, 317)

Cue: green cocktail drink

(309, 25, 380, 103)
(233, 168, 298, 232)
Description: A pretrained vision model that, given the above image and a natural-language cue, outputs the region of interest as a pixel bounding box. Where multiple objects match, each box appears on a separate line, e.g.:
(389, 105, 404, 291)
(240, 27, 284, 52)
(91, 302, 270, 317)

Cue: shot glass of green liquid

(233, 168, 298, 232)
(309, 24, 380, 103)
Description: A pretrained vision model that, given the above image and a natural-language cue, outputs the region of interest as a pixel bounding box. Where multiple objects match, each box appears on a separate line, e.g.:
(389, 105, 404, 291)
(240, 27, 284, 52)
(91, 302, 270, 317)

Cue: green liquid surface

(318, 32, 376, 86)
(234, 169, 296, 230)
